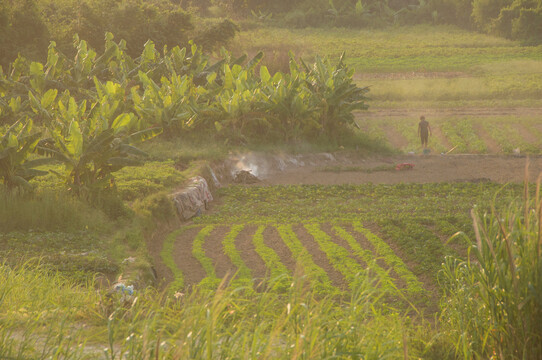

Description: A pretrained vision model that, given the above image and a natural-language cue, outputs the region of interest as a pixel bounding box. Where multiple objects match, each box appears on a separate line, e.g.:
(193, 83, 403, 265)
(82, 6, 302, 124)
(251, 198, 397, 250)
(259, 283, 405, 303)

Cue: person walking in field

(418, 115, 431, 149)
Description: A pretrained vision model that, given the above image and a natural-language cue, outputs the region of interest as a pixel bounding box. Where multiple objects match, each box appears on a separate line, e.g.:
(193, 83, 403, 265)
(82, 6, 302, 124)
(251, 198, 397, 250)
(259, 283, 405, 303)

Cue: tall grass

(0, 189, 108, 233)
(439, 171, 542, 359)
(1, 259, 440, 359)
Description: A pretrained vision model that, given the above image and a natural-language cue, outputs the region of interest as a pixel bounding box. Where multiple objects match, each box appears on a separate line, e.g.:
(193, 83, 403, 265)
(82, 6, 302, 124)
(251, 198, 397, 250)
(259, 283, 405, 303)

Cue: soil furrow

(380, 123, 409, 150)
(473, 122, 501, 154)
(262, 226, 296, 274)
(340, 223, 407, 290)
(236, 225, 267, 283)
(173, 226, 207, 287)
(203, 226, 237, 280)
(292, 224, 347, 289)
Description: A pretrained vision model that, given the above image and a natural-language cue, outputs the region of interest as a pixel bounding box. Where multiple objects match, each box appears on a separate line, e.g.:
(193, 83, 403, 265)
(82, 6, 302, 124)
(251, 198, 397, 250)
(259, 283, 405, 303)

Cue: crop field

(356, 114, 542, 154)
(162, 183, 524, 311)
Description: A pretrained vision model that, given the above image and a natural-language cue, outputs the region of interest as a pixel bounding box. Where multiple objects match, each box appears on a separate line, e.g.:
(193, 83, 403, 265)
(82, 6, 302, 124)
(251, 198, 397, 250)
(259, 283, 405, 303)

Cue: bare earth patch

(359, 107, 542, 118)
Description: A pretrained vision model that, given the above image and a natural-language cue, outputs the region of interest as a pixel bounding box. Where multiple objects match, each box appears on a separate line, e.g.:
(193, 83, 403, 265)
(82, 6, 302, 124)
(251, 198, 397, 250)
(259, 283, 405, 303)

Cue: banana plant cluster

(0, 119, 52, 191)
(0, 33, 369, 191)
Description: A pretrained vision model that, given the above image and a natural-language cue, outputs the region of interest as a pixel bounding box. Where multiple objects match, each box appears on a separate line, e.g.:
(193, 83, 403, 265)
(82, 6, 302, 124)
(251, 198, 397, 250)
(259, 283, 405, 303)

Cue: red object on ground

(395, 163, 415, 171)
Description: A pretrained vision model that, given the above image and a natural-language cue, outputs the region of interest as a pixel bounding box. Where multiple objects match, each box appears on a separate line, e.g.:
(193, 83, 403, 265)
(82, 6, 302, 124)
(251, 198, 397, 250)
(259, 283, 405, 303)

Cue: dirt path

(257, 154, 542, 185)
(357, 107, 542, 118)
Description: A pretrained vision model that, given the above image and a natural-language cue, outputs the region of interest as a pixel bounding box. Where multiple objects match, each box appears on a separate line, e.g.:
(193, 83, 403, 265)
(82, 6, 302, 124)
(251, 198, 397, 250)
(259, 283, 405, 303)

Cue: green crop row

(352, 222, 424, 294)
(332, 226, 396, 292)
(222, 224, 252, 289)
(191, 225, 219, 289)
(358, 116, 542, 155)
(482, 118, 542, 155)
(275, 224, 336, 294)
(161, 227, 190, 293)
(238, 25, 542, 73)
(304, 223, 367, 291)
(252, 225, 292, 291)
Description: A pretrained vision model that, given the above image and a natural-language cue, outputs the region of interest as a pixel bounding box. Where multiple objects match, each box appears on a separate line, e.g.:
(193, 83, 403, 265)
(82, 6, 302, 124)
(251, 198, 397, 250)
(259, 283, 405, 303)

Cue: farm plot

(356, 115, 542, 154)
(165, 222, 423, 295)
(161, 183, 525, 306)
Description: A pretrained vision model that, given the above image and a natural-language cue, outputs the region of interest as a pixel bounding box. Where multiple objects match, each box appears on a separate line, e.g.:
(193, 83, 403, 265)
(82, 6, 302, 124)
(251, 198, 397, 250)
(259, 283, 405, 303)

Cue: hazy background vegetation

(1, 0, 542, 68)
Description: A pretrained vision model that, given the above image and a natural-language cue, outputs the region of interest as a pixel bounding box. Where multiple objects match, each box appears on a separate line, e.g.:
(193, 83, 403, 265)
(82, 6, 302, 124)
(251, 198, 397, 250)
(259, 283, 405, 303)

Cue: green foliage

(192, 225, 220, 289)
(0, 0, 49, 68)
(0, 261, 422, 359)
(276, 224, 337, 294)
(222, 224, 253, 288)
(194, 19, 240, 51)
(132, 191, 176, 221)
(440, 188, 542, 359)
(115, 160, 186, 201)
(38, 105, 161, 198)
(0, 119, 52, 191)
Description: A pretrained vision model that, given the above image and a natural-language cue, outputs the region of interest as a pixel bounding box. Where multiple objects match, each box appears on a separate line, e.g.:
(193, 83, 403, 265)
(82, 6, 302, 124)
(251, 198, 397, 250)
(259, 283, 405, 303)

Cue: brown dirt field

(173, 226, 206, 287)
(235, 225, 268, 282)
(293, 224, 347, 289)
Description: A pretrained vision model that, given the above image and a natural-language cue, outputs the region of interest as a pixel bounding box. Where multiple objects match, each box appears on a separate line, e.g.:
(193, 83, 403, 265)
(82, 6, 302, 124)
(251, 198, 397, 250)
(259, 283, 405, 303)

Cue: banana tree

(0, 119, 52, 191)
(38, 95, 162, 198)
(301, 52, 369, 139)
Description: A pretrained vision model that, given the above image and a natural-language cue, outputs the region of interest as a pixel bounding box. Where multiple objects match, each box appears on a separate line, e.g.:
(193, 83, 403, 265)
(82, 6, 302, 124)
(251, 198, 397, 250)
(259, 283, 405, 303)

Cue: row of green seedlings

(375, 216, 467, 277)
(164, 223, 424, 296)
(481, 117, 542, 154)
(362, 117, 494, 154)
